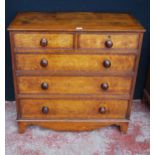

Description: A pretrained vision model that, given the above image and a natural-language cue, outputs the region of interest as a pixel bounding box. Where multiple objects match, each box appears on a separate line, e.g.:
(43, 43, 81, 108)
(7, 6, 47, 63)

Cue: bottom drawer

(20, 99, 128, 119)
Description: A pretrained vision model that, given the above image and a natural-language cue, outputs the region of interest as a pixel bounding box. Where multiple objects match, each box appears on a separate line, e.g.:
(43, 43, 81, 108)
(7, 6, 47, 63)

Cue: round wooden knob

(99, 107, 106, 114)
(103, 60, 111, 68)
(42, 106, 49, 114)
(40, 38, 48, 47)
(105, 40, 113, 48)
(101, 83, 109, 90)
(41, 82, 48, 90)
(40, 59, 48, 67)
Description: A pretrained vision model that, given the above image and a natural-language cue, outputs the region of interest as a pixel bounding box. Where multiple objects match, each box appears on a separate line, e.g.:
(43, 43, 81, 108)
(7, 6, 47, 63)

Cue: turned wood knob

(99, 107, 106, 114)
(40, 38, 48, 47)
(42, 106, 49, 114)
(41, 82, 48, 90)
(105, 40, 113, 48)
(40, 59, 48, 67)
(101, 83, 109, 90)
(103, 60, 111, 68)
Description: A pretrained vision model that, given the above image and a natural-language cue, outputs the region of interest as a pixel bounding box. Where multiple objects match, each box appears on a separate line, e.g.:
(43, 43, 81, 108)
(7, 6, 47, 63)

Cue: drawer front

(14, 33, 73, 48)
(79, 34, 139, 49)
(17, 76, 132, 95)
(20, 99, 128, 119)
(16, 54, 135, 73)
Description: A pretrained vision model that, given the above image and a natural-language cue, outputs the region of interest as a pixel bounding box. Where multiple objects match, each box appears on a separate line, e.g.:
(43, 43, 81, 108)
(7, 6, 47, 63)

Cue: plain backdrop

(5, 0, 150, 100)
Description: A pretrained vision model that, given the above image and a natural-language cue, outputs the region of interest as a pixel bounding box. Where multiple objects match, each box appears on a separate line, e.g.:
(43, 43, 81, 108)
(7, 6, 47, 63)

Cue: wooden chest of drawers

(8, 12, 145, 133)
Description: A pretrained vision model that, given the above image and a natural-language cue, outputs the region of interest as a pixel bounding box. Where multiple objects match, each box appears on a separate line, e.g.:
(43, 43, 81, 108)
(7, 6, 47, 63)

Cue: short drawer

(16, 54, 135, 73)
(17, 76, 132, 95)
(20, 99, 128, 119)
(79, 34, 139, 49)
(14, 33, 73, 48)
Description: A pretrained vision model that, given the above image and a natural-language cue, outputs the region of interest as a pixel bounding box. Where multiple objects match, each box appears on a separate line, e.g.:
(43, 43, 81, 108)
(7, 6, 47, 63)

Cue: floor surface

(5, 101, 150, 155)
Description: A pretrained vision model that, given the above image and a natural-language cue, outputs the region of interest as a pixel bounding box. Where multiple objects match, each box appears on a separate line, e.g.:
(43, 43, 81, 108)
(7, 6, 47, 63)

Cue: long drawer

(17, 76, 132, 95)
(16, 54, 135, 73)
(20, 99, 128, 119)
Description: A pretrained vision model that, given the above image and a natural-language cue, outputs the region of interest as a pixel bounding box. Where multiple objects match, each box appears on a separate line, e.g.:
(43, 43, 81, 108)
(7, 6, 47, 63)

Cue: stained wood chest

(8, 12, 145, 133)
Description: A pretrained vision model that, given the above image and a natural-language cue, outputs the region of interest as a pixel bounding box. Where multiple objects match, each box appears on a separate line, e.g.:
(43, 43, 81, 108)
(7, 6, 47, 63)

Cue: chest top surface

(8, 12, 145, 32)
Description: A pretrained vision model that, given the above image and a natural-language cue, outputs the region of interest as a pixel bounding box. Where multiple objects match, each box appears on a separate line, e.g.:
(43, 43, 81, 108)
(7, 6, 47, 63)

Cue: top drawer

(79, 34, 139, 49)
(14, 33, 74, 49)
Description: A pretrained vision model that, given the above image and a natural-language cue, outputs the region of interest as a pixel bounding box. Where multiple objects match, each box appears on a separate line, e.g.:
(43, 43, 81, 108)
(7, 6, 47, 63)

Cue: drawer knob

(103, 60, 111, 68)
(99, 107, 106, 114)
(42, 106, 49, 114)
(101, 83, 109, 90)
(41, 82, 48, 90)
(40, 59, 48, 67)
(40, 38, 48, 47)
(105, 40, 113, 48)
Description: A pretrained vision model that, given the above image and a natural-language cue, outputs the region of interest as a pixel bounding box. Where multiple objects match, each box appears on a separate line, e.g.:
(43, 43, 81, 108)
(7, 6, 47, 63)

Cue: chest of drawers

(8, 12, 145, 133)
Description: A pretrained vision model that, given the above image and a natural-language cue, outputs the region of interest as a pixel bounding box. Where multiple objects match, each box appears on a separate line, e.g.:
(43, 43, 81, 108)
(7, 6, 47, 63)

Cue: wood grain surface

(79, 34, 139, 49)
(16, 54, 135, 72)
(17, 120, 129, 133)
(20, 99, 128, 119)
(17, 76, 132, 95)
(8, 12, 145, 32)
(14, 33, 73, 48)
